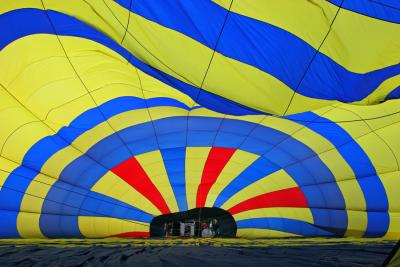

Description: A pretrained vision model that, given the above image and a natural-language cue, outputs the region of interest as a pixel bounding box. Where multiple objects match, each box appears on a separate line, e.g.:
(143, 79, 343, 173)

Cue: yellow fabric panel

(17, 173, 55, 238)
(41, 0, 202, 109)
(188, 107, 225, 119)
(237, 228, 300, 238)
(0, 170, 8, 190)
(313, 148, 353, 181)
(0, 35, 98, 137)
(221, 169, 297, 211)
(321, 8, 400, 73)
(18, 173, 56, 217)
(321, 104, 398, 174)
(90, 83, 142, 104)
(317, 149, 365, 213)
(364, 112, 400, 134)
(0, 34, 63, 87)
(16, 212, 44, 238)
(380, 171, 400, 239)
(41, 145, 84, 180)
(205, 150, 259, 207)
(185, 147, 211, 210)
(56, 36, 143, 107)
(341, 108, 400, 136)
(344, 210, 369, 238)
(91, 171, 160, 216)
(216, 0, 337, 48)
(61, 42, 131, 73)
(330, 100, 400, 127)
(225, 114, 265, 125)
(334, 178, 366, 212)
(135, 150, 179, 213)
(380, 171, 400, 213)
(233, 207, 313, 224)
(78, 217, 149, 238)
(0, 97, 37, 159)
(358, 75, 400, 104)
(136, 67, 196, 108)
(87, 78, 194, 118)
(123, 11, 211, 87)
(355, 132, 398, 174)
(0, 158, 19, 189)
(285, 93, 338, 115)
(147, 106, 188, 121)
(260, 114, 306, 135)
(374, 123, 400, 171)
(316, 106, 371, 135)
(385, 212, 400, 239)
(70, 57, 139, 91)
(55, 36, 197, 119)
(334, 175, 368, 235)
(1, 122, 53, 165)
(202, 53, 291, 115)
(0, 0, 41, 15)
(1, 34, 196, 130)
(18, 173, 55, 214)
(0, 35, 88, 121)
(45, 94, 99, 130)
(0, 157, 19, 173)
(1, 0, 190, 103)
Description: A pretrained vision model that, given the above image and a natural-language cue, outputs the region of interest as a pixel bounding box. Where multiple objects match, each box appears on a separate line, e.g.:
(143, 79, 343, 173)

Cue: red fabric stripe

(111, 157, 171, 214)
(228, 187, 308, 215)
(113, 232, 150, 238)
(196, 147, 236, 208)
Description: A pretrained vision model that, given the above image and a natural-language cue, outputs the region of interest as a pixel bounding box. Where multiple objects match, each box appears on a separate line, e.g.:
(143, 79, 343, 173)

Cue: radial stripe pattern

(0, 1, 399, 239)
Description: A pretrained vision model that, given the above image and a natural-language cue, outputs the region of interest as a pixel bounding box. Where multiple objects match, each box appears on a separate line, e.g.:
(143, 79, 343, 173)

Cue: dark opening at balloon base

(150, 208, 237, 238)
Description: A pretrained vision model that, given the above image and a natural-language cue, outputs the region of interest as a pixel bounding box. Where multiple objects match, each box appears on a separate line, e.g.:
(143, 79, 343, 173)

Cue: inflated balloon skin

(0, 0, 399, 238)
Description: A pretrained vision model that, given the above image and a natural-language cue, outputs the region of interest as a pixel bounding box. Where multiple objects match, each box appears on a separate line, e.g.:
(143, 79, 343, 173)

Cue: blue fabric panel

(328, 0, 400, 23)
(40, 214, 83, 238)
(161, 147, 188, 211)
(385, 86, 400, 100)
(298, 54, 400, 101)
(302, 183, 346, 209)
(363, 211, 390, 238)
(310, 208, 348, 236)
(0, 167, 36, 210)
(116, 0, 228, 48)
(0, 211, 20, 238)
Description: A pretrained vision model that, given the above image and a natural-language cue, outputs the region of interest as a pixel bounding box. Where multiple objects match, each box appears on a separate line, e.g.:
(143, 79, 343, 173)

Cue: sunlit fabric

(0, 0, 399, 238)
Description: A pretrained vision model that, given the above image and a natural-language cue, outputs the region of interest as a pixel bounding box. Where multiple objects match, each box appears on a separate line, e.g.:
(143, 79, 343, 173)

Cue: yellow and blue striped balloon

(0, 0, 399, 238)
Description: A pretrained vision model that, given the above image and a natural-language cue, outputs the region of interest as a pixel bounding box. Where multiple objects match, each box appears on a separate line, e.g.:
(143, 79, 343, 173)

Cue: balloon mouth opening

(150, 207, 237, 238)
